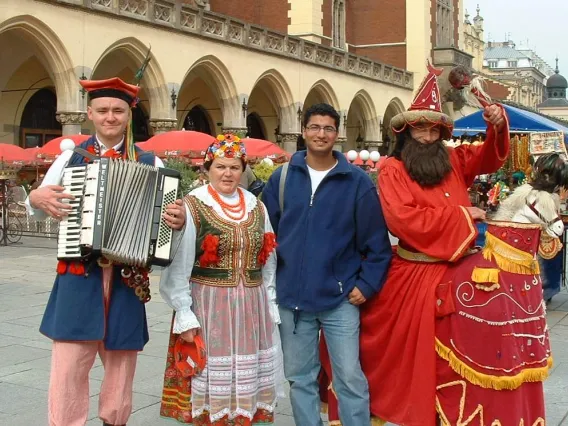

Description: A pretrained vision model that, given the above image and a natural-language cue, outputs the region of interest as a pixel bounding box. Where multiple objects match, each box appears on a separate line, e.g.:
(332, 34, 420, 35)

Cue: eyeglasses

(305, 125, 337, 134)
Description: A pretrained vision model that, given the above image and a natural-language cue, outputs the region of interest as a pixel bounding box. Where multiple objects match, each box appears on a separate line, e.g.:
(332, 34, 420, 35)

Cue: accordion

(57, 158, 181, 267)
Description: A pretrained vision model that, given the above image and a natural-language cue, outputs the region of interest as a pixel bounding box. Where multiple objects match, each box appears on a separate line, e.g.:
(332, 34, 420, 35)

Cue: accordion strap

(73, 146, 98, 162)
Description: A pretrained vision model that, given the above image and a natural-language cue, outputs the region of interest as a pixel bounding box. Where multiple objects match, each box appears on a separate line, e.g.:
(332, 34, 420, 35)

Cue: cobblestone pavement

(0, 238, 567, 425)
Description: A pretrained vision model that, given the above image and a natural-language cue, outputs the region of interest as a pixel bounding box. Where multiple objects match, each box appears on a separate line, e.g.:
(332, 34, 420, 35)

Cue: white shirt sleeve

(159, 203, 201, 333)
(261, 203, 280, 324)
(155, 156, 165, 168)
(24, 150, 74, 221)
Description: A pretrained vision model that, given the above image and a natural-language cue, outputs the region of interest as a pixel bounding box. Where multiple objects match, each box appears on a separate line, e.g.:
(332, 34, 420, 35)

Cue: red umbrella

(0, 143, 28, 163)
(138, 131, 215, 158)
(23, 147, 41, 165)
(241, 138, 290, 161)
(37, 135, 90, 158)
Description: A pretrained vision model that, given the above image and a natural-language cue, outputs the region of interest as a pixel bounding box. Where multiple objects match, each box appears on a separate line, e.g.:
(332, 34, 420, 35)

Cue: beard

(401, 137, 453, 187)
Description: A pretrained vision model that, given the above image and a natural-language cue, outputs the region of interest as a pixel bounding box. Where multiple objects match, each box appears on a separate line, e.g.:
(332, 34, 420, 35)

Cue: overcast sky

(464, 0, 566, 72)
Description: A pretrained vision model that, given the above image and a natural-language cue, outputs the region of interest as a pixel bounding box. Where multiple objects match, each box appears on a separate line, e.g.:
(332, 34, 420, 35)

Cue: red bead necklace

(208, 185, 246, 220)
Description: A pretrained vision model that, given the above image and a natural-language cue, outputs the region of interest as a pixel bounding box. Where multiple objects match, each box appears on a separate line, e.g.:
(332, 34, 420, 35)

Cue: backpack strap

(278, 162, 289, 212)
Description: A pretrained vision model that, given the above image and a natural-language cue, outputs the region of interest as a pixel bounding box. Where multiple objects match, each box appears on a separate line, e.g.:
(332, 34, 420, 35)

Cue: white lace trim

(189, 184, 258, 216)
(172, 309, 201, 334)
(192, 401, 276, 422)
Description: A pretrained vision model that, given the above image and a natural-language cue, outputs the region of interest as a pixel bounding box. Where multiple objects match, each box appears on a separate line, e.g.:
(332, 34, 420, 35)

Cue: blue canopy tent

(453, 104, 568, 143)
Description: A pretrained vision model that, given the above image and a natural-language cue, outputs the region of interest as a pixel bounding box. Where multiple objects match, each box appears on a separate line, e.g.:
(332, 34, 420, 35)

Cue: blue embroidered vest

(39, 136, 156, 350)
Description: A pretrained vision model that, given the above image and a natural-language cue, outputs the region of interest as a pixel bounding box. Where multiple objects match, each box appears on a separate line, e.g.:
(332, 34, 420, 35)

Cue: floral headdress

(204, 133, 247, 163)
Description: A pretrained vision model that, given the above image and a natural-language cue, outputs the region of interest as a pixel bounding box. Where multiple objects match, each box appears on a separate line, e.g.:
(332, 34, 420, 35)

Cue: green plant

(367, 171, 378, 186)
(252, 162, 282, 182)
(164, 158, 198, 195)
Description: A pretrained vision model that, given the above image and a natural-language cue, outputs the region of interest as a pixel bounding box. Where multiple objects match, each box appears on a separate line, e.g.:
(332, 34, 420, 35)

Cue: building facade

(538, 61, 568, 121)
(1, 0, 473, 154)
(482, 41, 548, 109)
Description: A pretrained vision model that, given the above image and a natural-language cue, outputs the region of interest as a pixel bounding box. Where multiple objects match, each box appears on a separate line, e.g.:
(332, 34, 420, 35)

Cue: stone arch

(345, 90, 380, 150)
(179, 55, 240, 130)
(303, 79, 341, 113)
(91, 37, 169, 118)
(382, 97, 406, 153)
(0, 15, 76, 107)
(248, 69, 296, 140)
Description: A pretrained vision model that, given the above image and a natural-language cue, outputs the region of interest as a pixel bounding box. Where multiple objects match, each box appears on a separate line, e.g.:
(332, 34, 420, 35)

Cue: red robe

(360, 123, 510, 426)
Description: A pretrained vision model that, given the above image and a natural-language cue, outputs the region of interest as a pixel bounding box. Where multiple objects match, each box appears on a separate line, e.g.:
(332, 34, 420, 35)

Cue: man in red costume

(357, 64, 509, 426)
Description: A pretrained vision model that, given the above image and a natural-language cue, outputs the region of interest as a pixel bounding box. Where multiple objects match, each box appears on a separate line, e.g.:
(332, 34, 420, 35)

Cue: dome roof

(547, 72, 567, 89)
(548, 58, 567, 89)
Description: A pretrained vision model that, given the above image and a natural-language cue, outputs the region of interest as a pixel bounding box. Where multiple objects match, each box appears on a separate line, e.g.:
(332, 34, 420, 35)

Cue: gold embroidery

(186, 196, 265, 287)
(450, 206, 478, 262)
(397, 246, 443, 263)
(436, 379, 545, 426)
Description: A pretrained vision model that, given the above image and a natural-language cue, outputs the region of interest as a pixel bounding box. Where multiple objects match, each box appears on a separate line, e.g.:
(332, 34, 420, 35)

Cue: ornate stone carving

(317, 49, 332, 65)
(119, 0, 148, 16)
(280, 133, 301, 153)
(392, 70, 403, 83)
(287, 40, 300, 57)
(154, 2, 173, 24)
(359, 60, 370, 75)
(249, 29, 262, 47)
(373, 64, 382, 78)
(194, 0, 210, 8)
(304, 45, 315, 61)
(74, 1, 415, 90)
(202, 16, 224, 37)
(180, 10, 197, 30)
(348, 57, 357, 72)
(92, 0, 112, 8)
(56, 112, 87, 125)
(280, 133, 300, 144)
(149, 119, 177, 133)
(228, 24, 244, 43)
(267, 34, 284, 52)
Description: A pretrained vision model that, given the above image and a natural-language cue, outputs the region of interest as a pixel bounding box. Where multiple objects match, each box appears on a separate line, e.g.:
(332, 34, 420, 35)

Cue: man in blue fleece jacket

(263, 103, 392, 426)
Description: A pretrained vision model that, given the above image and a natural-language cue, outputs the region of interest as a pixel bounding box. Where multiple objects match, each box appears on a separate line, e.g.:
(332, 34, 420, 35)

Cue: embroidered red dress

(159, 185, 283, 426)
(360, 126, 509, 426)
(435, 222, 551, 426)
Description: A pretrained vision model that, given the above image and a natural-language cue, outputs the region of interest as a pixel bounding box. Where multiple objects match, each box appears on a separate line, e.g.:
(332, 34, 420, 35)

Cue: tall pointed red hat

(391, 62, 453, 139)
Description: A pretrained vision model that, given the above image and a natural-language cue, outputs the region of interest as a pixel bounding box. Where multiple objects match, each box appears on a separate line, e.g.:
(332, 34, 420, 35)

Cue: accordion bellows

(58, 158, 181, 267)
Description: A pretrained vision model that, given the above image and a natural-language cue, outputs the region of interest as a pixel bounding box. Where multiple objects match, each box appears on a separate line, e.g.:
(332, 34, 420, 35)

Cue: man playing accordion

(25, 77, 186, 426)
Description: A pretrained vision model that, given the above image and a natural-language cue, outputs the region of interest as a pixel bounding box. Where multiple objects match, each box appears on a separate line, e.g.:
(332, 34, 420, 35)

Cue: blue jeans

(279, 301, 370, 426)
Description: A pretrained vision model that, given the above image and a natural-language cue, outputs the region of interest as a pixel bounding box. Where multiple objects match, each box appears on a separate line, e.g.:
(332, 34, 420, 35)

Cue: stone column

(221, 127, 248, 138)
(335, 137, 347, 152)
(149, 119, 177, 135)
(280, 133, 301, 154)
(366, 141, 381, 152)
(56, 112, 87, 135)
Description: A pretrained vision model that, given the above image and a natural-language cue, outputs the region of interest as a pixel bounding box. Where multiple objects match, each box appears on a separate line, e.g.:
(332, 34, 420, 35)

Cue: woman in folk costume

(159, 133, 283, 425)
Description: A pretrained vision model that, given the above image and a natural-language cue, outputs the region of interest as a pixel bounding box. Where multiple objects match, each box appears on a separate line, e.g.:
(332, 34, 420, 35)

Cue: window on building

(436, 0, 453, 47)
(507, 61, 517, 68)
(19, 88, 62, 148)
(488, 60, 498, 68)
(183, 105, 213, 135)
(332, 0, 346, 49)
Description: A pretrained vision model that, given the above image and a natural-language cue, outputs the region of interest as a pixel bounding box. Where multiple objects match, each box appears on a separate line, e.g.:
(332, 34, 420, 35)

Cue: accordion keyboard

(57, 165, 87, 259)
